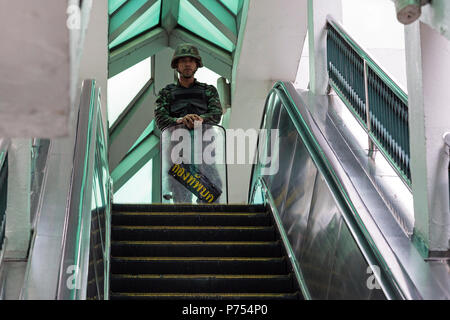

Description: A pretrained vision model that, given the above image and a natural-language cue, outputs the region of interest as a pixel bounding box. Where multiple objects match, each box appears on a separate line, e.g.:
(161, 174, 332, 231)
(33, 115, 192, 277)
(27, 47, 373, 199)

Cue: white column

(307, 0, 342, 95)
(5, 139, 31, 259)
(77, 0, 109, 131)
(154, 47, 176, 94)
(405, 21, 450, 255)
(0, 0, 70, 137)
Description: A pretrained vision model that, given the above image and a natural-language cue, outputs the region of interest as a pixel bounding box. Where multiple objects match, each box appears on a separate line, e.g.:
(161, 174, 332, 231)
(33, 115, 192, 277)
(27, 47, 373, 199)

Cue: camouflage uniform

(157, 43, 224, 204)
(154, 79, 223, 130)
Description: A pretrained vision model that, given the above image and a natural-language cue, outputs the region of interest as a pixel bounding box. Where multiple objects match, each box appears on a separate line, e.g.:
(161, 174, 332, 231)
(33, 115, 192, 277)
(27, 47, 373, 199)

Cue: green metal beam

(109, 27, 168, 78)
(108, 80, 157, 172)
(187, 0, 237, 44)
(161, 0, 181, 34)
(112, 133, 160, 192)
(109, 0, 159, 44)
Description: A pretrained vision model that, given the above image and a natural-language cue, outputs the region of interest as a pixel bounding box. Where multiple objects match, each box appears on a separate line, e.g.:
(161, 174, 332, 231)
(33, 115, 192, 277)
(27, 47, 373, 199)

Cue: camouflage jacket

(154, 79, 223, 130)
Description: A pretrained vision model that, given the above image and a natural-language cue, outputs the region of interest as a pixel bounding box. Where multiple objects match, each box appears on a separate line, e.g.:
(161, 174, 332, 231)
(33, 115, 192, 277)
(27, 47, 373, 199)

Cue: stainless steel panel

(21, 234, 63, 299)
(282, 135, 317, 260)
(299, 173, 342, 299)
(328, 221, 385, 300)
(265, 107, 297, 213)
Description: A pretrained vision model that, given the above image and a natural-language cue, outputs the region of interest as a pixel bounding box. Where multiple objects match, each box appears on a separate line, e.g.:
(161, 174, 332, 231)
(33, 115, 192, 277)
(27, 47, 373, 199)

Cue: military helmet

(171, 43, 203, 69)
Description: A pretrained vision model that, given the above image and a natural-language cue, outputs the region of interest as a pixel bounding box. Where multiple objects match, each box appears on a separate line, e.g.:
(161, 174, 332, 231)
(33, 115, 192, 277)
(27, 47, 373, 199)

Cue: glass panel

(107, 58, 151, 127)
(114, 160, 153, 203)
(109, 0, 128, 15)
(161, 123, 227, 204)
(219, 0, 240, 15)
(129, 120, 155, 153)
(109, 0, 149, 34)
(179, 0, 234, 52)
(109, 0, 161, 49)
(198, 0, 237, 35)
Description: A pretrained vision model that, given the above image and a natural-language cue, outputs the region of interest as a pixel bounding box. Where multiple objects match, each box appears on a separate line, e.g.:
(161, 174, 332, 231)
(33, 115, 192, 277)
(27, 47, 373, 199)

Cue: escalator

(27, 79, 447, 301)
(109, 203, 301, 300)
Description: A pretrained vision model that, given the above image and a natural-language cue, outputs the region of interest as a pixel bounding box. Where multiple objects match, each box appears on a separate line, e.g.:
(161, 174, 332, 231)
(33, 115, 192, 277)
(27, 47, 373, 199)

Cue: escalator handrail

(250, 81, 416, 300)
(56, 79, 110, 299)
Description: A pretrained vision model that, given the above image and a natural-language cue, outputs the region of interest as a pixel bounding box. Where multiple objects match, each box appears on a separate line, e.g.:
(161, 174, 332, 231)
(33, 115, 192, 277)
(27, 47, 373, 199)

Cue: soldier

(154, 43, 223, 130)
(155, 44, 224, 203)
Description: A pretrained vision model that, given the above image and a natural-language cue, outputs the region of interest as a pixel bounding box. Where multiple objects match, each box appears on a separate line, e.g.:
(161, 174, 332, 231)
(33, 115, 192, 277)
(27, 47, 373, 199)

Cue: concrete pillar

(5, 139, 31, 259)
(154, 47, 176, 94)
(0, 0, 71, 137)
(77, 0, 109, 132)
(405, 21, 450, 256)
(307, 0, 342, 95)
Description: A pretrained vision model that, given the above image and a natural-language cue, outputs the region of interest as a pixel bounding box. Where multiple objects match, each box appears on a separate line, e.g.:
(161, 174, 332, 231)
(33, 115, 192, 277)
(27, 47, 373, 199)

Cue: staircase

(109, 204, 302, 300)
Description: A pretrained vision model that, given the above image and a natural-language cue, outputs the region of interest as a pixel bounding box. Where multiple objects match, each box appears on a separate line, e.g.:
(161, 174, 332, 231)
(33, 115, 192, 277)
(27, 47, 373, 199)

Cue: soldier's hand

(182, 114, 203, 129)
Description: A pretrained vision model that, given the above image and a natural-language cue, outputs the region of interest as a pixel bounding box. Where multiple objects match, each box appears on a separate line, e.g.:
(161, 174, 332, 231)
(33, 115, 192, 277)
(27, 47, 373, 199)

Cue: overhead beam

(161, 0, 181, 34)
(109, 27, 168, 78)
(109, 0, 159, 44)
(109, 80, 157, 171)
(170, 28, 233, 79)
(111, 134, 160, 192)
(187, 0, 237, 44)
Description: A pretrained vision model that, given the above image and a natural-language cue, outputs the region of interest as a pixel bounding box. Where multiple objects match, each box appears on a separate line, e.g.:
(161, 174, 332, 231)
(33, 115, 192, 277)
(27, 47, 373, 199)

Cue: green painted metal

(161, 0, 181, 32)
(109, 79, 154, 146)
(109, 0, 128, 15)
(326, 18, 411, 187)
(109, 28, 167, 78)
(128, 120, 156, 153)
(193, 0, 237, 38)
(109, 0, 161, 49)
(178, 0, 235, 52)
(219, 0, 240, 15)
(111, 134, 160, 192)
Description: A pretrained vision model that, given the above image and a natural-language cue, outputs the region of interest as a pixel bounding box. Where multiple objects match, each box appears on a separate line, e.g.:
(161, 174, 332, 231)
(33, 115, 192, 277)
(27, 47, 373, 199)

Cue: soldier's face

(177, 57, 198, 79)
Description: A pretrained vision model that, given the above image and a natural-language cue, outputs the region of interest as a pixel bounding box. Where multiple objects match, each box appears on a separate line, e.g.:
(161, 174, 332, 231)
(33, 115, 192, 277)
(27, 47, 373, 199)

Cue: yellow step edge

(112, 274, 289, 279)
(113, 226, 272, 230)
(112, 240, 279, 245)
(113, 257, 284, 261)
(114, 212, 266, 216)
(111, 292, 296, 297)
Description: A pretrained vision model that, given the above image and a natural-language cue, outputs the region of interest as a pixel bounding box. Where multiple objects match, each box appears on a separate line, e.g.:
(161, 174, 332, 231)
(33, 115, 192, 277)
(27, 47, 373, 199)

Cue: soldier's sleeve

(200, 85, 223, 125)
(154, 87, 177, 130)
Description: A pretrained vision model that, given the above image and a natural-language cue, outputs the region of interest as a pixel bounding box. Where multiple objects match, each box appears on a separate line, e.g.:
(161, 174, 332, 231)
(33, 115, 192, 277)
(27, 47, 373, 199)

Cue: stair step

(110, 256, 288, 275)
(108, 203, 301, 300)
(112, 204, 266, 214)
(111, 226, 276, 241)
(110, 274, 295, 293)
(111, 240, 282, 257)
(112, 211, 271, 226)
(110, 291, 301, 300)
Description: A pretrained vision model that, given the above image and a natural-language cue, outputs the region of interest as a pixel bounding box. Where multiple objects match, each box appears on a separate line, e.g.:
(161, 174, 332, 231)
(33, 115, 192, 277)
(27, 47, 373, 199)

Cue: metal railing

(249, 81, 414, 299)
(326, 16, 411, 187)
(56, 80, 111, 300)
